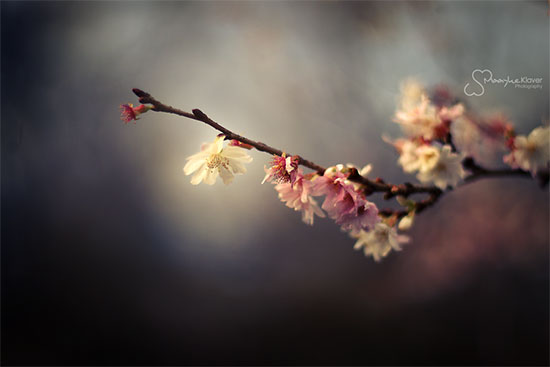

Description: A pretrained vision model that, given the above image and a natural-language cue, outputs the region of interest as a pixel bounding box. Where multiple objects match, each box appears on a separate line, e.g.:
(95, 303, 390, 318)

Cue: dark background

(2, 1, 549, 365)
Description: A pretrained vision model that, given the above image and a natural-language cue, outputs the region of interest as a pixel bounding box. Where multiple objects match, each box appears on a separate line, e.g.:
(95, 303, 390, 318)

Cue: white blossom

(416, 145, 465, 189)
(351, 223, 409, 262)
(183, 136, 252, 185)
(504, 126, 549, 176)
(397, 140, 423, 173)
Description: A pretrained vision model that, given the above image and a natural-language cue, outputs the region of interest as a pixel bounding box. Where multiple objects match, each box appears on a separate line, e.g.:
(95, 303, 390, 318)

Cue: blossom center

(206, 153, 229, 170)
(271, 157, 291, 182)
(375, 228, 390, 243)
(435, 162, 447, 172)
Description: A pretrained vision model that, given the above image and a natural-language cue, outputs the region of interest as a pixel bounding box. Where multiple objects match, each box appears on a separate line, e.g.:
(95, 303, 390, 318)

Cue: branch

(132, 88, 326, 173)
(130, 88, 546, 220)
(132, 88, 437, 198)
(462, 157, 529, 181)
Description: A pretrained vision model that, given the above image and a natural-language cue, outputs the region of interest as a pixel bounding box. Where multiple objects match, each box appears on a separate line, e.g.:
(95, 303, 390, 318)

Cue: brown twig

(132, 88, 327, 173)
(130, 88, 545, 220)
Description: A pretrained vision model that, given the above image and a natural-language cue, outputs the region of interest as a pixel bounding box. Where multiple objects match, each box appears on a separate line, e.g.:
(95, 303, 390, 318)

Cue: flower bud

(120, 103, 152, 123)
(398, 212, 415, 231)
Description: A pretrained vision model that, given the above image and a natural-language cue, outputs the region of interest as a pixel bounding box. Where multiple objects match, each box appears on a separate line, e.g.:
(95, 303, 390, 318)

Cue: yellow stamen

(206, 153, 229, 171)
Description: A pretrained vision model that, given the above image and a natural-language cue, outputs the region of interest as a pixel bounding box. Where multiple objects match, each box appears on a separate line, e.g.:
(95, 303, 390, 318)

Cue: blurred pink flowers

(393, 79, 464, 141)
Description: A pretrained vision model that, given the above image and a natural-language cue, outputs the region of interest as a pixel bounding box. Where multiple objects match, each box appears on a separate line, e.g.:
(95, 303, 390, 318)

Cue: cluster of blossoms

(266, 160, 411, 261)
(381, 79, 549, 242)
(121, 81, 548, 262)
(388, 79, 549, 184)
(178, 131, 409, 261)
(387, 79, 468, 190)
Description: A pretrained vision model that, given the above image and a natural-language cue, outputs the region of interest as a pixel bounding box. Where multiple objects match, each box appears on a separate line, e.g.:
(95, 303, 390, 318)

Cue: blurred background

(2, 1, 548, 365)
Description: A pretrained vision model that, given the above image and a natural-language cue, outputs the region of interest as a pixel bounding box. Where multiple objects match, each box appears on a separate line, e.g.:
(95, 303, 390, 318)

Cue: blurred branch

(131, 88, 546, 220)
(463, 157, 531, 182)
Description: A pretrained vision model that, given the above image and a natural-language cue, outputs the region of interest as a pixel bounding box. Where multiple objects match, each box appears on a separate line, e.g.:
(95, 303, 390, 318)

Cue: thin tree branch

(132, 88, 327, 173)
(130, 88, 546, 221)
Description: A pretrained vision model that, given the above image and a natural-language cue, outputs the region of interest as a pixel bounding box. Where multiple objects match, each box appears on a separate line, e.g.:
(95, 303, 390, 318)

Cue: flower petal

(184, 158, 206, 175)
(219, 166, 234, 185)
(190, 167, 207, 185)
(222, 146, 253, 161)
(203, 169, 218, 185)
(227, 159, 248, 174)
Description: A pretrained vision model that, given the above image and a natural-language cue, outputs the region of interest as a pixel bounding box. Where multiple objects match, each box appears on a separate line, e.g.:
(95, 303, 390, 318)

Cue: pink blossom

(262, 154, 299, 185)
(310, 170, 349, 211)
(311, 167, 379, 233)
(275, 169, 325, 225)
(119, 103, 151, 123)
(335, 197, 379, 233)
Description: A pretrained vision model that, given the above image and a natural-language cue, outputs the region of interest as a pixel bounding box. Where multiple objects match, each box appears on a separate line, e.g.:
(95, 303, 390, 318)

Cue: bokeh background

(2, 1, 549, 365)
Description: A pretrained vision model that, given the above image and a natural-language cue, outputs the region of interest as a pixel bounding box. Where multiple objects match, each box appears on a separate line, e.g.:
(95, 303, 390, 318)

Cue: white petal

(441, 145, 453, 155)
(186, 149, 209, 160)
(398, 214, 414, 231)
(359, 164, 372, 176)
(203, 169, 218, 185)
(261, 167, 272, 184)
(433, 178, 448, 190)
(184, 158, 206, 175)
(222, 146, 253, 161)
(213, 136, 225, 153)
(286, 157, 296, 172)
(219, 166, 234, 185)
(190, 167, 207, 185)
(416, 171, 431, 183)
(228, 159, 248, 174)
(514, 136, 528, 149)
(529, 126, 548, 143)
(397, 234, 410, 245)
